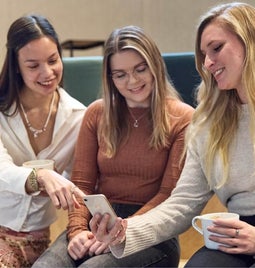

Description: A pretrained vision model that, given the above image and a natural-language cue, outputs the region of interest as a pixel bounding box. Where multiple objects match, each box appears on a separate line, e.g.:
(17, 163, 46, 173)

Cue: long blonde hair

(187, 2, 255, 188)
(100, 25, 180, 157)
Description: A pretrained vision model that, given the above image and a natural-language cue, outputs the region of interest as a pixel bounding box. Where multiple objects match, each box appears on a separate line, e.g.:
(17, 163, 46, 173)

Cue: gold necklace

(129, 108, 148, 128)
(20, 92, 55, 138)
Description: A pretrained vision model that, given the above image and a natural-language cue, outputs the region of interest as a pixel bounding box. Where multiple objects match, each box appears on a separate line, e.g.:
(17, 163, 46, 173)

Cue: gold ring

(119, 235, 126, 244)
(71, 186, 77, 195)
(235, 229, 240, 237)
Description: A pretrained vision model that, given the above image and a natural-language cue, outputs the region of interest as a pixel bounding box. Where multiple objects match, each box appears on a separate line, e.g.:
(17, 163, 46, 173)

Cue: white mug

(192, 212, 239, 250)
(23, 159, 54, 170)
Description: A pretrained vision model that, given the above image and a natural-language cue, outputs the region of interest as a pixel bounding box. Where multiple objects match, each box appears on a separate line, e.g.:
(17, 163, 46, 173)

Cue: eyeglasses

(111, 63, 150, 84)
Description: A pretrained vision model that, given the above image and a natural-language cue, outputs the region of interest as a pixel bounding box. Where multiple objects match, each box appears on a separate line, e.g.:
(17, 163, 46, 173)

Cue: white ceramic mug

(23, 159, 54, 170)
(192, 212, 239, 250)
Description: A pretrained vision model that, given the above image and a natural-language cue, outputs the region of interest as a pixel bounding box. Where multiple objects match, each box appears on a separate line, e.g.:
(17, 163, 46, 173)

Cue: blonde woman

(33, 25, 194, 267)
(91, 2, 255, 268)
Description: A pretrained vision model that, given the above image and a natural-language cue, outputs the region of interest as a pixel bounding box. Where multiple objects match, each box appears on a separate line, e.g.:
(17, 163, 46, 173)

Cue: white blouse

(0, 88, 86, 232)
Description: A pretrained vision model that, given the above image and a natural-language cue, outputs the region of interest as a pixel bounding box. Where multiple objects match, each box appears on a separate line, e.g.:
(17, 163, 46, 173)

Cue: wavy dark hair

(0, 15, 62, 115)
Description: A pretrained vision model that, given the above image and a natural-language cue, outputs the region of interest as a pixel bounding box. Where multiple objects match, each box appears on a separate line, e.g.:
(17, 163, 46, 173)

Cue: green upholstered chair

(62, 53, 201, 107)
(62, 56, 103, 106)
(162, 53, 201, 107)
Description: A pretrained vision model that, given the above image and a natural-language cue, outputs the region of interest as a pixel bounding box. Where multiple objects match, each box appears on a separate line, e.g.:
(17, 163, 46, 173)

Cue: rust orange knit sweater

(67, 98, 194, 240)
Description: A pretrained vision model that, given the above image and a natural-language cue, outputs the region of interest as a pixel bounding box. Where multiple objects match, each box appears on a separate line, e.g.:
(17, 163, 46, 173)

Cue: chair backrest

(62, 53, 201, 107)
(162, 52, 201, 107)
(63, 56, 103, 106)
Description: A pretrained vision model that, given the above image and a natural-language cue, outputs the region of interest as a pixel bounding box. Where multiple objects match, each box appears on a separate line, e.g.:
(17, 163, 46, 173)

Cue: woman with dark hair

(0, 15, 85, 267)
(33, 25, 194, 267)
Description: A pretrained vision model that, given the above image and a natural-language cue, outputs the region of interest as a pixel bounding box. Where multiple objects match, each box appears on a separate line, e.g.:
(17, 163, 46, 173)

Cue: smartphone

(83, 194, 117, 230)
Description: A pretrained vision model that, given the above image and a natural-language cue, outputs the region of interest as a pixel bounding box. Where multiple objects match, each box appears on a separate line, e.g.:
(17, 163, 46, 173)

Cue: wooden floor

(50, 209, 68, 243)
(179, 259, 188, 268)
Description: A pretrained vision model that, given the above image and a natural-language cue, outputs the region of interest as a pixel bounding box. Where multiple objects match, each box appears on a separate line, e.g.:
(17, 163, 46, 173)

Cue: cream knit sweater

(111, 105, 255, 258)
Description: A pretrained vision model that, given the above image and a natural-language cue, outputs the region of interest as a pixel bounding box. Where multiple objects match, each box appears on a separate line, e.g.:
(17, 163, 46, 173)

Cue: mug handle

(192, 216, 203, 235)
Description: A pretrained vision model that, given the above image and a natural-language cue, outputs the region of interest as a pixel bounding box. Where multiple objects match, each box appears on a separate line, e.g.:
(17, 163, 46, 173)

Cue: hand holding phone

(83, 194, 117, 230)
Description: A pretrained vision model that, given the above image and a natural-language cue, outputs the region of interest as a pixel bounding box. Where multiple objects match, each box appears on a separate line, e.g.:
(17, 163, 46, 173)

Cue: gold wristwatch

(28, 168, 40, 193)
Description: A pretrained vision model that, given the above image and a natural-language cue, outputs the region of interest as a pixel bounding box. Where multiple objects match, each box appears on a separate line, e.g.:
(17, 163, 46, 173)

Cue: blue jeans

(185, 246, 255, 267)
(32, 230, 179, 267)
(32, 203, 180, 267)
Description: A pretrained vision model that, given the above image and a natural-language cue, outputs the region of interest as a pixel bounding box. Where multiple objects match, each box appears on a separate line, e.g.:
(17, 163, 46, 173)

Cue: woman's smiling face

(200, 21, 246, 101)
(110, 49, 154, 108)
(18, 36, 63, 96)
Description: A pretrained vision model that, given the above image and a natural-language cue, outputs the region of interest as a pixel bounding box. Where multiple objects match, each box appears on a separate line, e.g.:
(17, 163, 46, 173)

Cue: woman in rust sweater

(33, 25, 194, 268)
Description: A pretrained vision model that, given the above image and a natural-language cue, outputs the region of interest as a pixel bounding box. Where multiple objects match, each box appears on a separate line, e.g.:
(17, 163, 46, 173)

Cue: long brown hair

(100, 25, 180, 157)
(0, 15, 62, 115)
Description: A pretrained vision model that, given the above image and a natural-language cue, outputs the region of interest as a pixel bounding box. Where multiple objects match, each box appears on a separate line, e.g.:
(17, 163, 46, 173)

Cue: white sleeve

(0, 137, 30, 194)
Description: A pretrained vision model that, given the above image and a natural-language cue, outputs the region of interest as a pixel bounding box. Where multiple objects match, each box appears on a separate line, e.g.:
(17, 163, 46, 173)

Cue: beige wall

(0, 0, 255, 64)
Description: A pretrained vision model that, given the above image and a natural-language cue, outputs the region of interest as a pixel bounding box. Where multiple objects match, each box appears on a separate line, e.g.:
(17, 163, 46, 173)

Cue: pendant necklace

(129, 108, 148, 128)
(20, 92, 55, 138)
